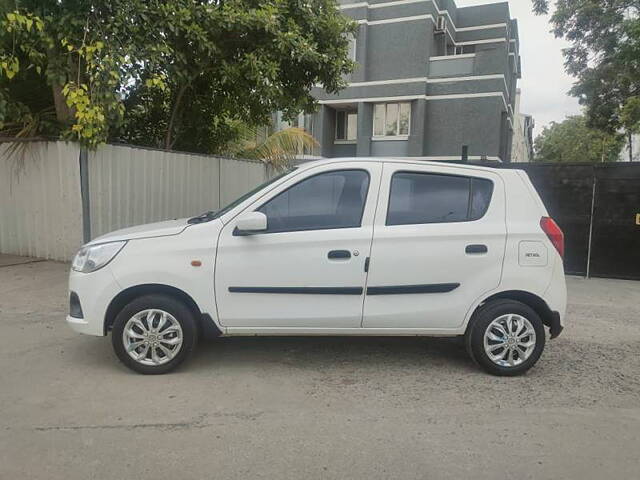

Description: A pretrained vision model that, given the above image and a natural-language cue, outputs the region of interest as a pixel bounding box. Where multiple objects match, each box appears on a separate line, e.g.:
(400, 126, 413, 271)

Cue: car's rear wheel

(465, 299, 545, 376)
(111, 294, 198, 374)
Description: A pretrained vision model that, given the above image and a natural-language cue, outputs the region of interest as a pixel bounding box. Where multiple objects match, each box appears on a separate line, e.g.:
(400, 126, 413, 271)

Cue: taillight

(540, 217, 564, 259)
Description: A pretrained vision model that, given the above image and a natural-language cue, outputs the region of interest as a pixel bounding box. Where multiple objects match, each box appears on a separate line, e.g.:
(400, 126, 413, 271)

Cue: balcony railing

(429, 53, 475, 77)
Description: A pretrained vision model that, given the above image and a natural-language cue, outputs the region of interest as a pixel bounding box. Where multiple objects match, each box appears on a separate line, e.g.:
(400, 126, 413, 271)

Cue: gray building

(511, 89, 535, 163)
(310, 0, 521, 162)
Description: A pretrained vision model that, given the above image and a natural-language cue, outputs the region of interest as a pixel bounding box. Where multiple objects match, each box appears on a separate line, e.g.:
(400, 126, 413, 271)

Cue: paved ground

(0, 259, 639, 480)
(0, 254, 44, 267)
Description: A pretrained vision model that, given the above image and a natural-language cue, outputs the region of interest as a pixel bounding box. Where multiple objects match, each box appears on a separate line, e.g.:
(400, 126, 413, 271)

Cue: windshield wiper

(187, 210, 217, 224)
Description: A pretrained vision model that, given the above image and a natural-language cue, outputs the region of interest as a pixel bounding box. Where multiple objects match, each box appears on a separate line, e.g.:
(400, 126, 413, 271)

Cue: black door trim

(228, 286, 363, 295)
(465, 244, 488, 254)
(229, 283, 459, 296)
(366, 283, 460, 295)
(328, 250, 351, 259)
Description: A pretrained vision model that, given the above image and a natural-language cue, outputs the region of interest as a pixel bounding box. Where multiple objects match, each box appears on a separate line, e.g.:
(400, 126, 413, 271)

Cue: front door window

(258, 169, 370, 233)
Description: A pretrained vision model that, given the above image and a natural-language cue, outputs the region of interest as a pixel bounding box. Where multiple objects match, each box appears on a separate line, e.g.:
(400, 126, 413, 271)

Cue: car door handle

(466, 244, 488, 254)
(328, 250, 351, 260)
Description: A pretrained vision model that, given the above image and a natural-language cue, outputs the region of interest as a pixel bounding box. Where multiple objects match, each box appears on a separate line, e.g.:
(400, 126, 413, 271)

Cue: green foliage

(531, 0, 640, 147)
(0, 0, 142, 147)
(620, 96, 640, 134)
(0, 5, 53, 137)
(0, 0, 356, 154)
(534, 115, 624, 163)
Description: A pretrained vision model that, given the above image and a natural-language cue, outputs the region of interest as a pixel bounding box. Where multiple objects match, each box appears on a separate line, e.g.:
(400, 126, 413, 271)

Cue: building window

(373, 102, 410, 138)
(336, 110, 357, 141)
(348, 35, 357, 62)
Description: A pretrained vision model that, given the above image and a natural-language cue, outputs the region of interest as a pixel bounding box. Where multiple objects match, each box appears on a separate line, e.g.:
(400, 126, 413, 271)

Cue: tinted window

(386, 172, 493, 225)
(258, 170, 369, 233)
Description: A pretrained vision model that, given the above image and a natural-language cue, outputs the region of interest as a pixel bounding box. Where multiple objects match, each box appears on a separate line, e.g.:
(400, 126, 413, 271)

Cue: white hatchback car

(67, 158, 566, 376)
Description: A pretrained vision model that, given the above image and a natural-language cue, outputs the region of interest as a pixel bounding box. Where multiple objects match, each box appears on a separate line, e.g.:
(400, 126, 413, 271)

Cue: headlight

(72, 241, 127, 273)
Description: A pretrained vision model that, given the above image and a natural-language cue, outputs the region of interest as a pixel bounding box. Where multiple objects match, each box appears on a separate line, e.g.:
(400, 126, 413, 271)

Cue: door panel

(215, 163, 382, 328)
(590, 177, 640, 280)
(363, 163, 506, 329)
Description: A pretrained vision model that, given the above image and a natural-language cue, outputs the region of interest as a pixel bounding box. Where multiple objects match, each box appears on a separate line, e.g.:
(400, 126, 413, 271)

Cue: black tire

(465, 299, 546, 376)
(111, 294, 198, 374)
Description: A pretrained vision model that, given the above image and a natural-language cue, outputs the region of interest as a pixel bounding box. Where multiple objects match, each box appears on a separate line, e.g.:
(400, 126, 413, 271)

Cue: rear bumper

(543, 254, 567, 335)
(549, 311, 563, 339)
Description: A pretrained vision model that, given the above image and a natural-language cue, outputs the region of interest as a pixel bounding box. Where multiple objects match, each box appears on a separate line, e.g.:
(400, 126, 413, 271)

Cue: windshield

(188, 168, 293, 224)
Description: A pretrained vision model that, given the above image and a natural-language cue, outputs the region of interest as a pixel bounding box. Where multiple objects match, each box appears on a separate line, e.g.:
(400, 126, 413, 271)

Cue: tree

(1, 1, 356, 152)
(534, 115, 624, 163)
(532, 0, 640, 160)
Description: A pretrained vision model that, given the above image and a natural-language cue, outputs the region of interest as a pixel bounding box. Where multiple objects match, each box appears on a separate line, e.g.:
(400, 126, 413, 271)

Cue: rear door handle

(466, 244, 488, 254)
(328, 250, 351, 260)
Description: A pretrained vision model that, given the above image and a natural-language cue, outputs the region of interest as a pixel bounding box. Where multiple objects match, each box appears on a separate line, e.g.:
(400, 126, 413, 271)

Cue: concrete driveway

(1, 258, 639, 479)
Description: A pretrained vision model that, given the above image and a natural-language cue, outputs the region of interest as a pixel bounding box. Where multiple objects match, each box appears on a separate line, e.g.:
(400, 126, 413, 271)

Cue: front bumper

(66, 266, 122, 336)
(66, 315, 98, 335)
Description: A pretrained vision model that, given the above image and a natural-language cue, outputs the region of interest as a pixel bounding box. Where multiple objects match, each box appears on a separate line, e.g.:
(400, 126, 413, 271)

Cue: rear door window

(386, 172, 493, 225)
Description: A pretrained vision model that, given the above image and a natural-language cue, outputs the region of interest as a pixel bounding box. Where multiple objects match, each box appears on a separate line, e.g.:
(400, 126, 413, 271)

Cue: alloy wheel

(483, 314, 537, 367)
(122, 309, 183, 366)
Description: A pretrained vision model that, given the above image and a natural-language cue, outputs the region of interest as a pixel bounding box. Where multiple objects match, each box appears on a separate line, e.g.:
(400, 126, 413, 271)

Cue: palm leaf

(0, 106, 56, 170)
(233, 127, 319, 170)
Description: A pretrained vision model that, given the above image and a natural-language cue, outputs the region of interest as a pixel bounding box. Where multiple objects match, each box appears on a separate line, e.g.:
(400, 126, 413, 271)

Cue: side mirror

(234, 211, 267, 236)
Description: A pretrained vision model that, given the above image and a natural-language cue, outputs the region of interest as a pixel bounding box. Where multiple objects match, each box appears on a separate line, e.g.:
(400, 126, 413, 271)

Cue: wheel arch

(466, 290, 561, 338)
(104, 284, 222, 338)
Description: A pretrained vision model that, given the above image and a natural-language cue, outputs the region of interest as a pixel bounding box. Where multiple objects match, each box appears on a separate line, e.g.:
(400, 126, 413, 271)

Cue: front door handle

(466, 244, 488, 254)
(328, 250, 351, 260)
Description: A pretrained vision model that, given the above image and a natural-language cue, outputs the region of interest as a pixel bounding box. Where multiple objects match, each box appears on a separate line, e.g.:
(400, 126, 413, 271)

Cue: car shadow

(189, 335, 475, 373)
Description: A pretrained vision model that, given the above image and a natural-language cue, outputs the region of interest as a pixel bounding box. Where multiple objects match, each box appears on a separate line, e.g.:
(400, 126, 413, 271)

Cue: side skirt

(222, 327, 464, 337)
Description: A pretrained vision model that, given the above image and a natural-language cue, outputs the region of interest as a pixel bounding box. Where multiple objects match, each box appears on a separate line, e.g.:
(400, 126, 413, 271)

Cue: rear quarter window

(470, 177, 494, 220)
(386, 171, 493, 226)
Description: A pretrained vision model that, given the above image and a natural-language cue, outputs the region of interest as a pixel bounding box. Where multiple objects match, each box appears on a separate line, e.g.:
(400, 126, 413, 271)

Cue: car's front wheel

(465, 299, 546, 376)
(111, 294, 198, 374)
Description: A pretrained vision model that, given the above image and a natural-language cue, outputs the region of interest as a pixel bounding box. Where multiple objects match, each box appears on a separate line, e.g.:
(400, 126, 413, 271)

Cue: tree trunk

(629, 130, 634, 162)
(52, 84, 73, 124)
(164, 84, 188, 150)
